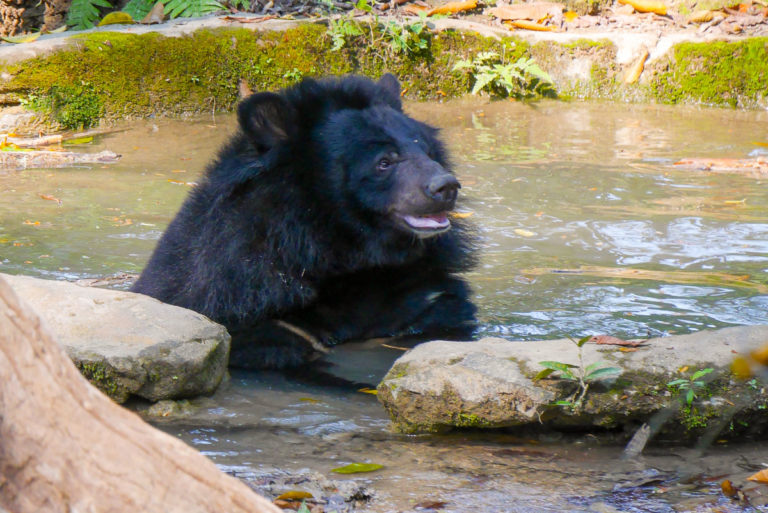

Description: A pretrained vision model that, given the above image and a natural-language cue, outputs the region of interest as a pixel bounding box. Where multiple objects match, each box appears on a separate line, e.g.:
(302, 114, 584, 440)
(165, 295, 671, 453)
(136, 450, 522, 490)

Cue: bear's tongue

(403, 213, 450, 230)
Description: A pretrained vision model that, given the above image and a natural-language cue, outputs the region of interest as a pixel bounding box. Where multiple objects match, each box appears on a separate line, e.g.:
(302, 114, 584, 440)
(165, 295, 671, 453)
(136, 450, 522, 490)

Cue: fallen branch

(0, 149, 120, 169)
(0, 275, 281, 513)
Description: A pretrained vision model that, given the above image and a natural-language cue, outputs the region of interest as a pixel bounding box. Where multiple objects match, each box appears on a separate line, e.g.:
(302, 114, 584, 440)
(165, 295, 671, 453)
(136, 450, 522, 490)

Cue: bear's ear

(237, 92, 297, 152)
(378, 73, 402, 110)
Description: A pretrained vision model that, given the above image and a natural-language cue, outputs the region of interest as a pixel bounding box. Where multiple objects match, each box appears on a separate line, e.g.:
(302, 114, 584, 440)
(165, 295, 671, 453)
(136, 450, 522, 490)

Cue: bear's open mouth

(401, 212, 451, 236)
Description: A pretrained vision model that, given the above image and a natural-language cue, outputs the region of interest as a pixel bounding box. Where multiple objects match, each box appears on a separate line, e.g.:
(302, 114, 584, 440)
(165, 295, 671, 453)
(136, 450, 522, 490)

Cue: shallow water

(2, 100, 768, 511)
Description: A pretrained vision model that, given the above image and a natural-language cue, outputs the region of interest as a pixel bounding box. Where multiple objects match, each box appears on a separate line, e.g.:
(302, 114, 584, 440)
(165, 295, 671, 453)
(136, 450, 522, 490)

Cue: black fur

(132, 74, 476, 369)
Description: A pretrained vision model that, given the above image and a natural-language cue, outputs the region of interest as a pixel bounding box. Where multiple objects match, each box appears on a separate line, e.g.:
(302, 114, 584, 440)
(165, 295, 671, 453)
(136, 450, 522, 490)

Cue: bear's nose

(425, 174, 460, 204)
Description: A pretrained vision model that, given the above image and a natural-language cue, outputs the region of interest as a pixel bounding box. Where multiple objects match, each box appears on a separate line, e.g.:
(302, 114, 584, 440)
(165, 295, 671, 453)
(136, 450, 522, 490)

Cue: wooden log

(0, 275, 281, 513)
(0, 149, 120, 170)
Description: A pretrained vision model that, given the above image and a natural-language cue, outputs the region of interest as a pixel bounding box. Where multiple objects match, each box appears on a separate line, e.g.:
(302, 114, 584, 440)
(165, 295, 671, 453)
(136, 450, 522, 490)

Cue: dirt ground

(1, 0, 767, 40)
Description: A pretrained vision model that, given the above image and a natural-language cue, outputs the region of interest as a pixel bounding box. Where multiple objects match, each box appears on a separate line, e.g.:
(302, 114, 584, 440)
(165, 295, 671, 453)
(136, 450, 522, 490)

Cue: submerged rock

(377, 326, 768, 439)
(0, 273, 229, 403)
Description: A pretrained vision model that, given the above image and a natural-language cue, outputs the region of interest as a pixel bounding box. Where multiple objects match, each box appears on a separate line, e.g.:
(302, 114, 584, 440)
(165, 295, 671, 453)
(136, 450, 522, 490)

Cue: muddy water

(2, 100, 768, 511)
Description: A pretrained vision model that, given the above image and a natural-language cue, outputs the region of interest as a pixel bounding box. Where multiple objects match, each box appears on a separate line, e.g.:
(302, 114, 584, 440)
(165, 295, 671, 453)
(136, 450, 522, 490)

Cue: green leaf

(122, 0, 156, 20)
(554, 400, 574, 406)
(164, 0, 224, 18)
(67, 0, 113, 30)
(691, 368, 714, 381)
(297, 502, 311, 513)
(452, 60, 473, 71)
(1, 32, 41, 44)
(686, 388, 695, 405)
(470, 72, 496, 95)
(584, 366, 622, 381)
(332, 463, 383, 474)
(539, 361, 578, 372)
(667, 379, 688, 387)
(98, 11, 135, 25)
(63, 136, 94, 145)
(534, 368, 556, 380)
(575, 335, 592, 348)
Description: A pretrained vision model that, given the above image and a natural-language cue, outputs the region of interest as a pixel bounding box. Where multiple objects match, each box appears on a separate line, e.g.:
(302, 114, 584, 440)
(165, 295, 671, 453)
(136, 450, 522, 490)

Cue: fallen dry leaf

(486, 1, 562, 20)
(506, 19, 556, 30)
(748, 468, 768, 483)
(624, 49, 649, 84)
(428, 0, 477, 16)
(618, 0, 667, 15)
(39, 194, 62, 205)
(589, 335, 646, 347)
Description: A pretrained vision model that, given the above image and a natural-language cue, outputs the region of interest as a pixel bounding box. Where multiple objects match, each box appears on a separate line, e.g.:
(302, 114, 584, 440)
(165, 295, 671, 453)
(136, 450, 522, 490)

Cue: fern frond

(164, 0, 225, 18)
(122, 0, 156, 20)
(67, 0, 113, 30)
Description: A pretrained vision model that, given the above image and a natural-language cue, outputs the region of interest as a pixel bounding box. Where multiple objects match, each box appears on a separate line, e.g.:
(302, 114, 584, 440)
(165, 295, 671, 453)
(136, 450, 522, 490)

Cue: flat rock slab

(0, 273, 230, 403)
(377, 326, 768, 439)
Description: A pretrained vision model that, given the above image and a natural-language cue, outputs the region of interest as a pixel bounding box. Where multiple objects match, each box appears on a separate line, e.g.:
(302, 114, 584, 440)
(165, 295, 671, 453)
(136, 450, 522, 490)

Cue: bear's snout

(425, 173, 460, 205)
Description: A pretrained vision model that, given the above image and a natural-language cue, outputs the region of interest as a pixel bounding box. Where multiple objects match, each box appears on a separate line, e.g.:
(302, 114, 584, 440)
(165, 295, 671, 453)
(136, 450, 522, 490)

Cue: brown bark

(0, 275, 281, 513)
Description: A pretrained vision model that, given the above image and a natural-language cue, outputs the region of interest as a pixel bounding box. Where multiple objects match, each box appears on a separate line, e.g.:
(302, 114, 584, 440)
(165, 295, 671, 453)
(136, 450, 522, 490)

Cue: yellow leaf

(505, 19, 556, 31)
(731, 356, 752, 379)
(450, 211, 474, 219)
(299, 397, 321, 403)
(332, 463, 383, 474)
(724, 199, 746, 205)
(63, 136, 94, 145)
(275, 491, 313, 501)
(624, 49, 650, 84)
(358, 387, 378, 395)
(564, 10, 579, 21)
(688, 9, 714, 22)
(678, 365, 689, 373)
(748, 468, 768, 483)
(751, 344, 768, 366)
(1, 32, 41, 44)
(46, 25, 68, 34)
(98, 12, 135, 26)
(617, 0, 667, 14)
(514, 228, 536, 237)
(427, 0, 477, 16)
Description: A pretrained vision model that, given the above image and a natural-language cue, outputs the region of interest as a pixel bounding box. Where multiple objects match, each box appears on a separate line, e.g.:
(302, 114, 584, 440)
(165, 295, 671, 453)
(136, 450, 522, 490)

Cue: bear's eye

(376, 155, 397, 173)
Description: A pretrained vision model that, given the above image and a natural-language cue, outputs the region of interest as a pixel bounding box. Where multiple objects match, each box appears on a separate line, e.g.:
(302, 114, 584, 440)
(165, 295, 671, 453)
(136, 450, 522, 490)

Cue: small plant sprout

(536, 335, 622, 410)
(667, 367, 714, 406)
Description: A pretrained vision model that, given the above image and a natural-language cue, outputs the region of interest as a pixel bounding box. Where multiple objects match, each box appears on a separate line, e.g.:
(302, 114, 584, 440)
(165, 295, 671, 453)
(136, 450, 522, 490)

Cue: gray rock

(1, 273, 230, 403)
(377, 327, 768, 437)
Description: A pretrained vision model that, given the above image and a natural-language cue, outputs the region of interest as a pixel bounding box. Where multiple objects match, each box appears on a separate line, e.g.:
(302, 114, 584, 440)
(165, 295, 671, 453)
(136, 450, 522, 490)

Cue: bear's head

(236, 74, 461, 240)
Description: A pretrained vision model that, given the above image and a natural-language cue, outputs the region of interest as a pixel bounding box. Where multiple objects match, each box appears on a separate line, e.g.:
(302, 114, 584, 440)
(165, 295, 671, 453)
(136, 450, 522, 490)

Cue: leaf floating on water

(23, 220, 40, 226)
(1, 32, 41, 44)
(358, 387, 378, 395)
(39, 194, 62, 205)
(450, 211, 474, 219)
(331, 462, 383, 474)
(748, 468, 768, 483)
(415, 500, 449, 509)
(299, 397, 322, 403)
(63, 136, 94, 145)
(275, 491, 313, 501)
(98, 12, 136, 25)
(514, 228, 536, 237)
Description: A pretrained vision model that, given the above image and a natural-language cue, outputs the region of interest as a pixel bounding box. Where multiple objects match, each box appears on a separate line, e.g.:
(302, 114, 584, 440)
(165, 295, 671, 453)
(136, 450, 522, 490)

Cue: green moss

(650, 38, 768, 108)
(77, 361, 124, 401)
(0, 24, 553, 125)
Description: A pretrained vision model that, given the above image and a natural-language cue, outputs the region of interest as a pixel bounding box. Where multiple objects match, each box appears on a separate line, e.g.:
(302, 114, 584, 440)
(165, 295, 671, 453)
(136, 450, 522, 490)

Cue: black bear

(132, 74, 476, 369)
